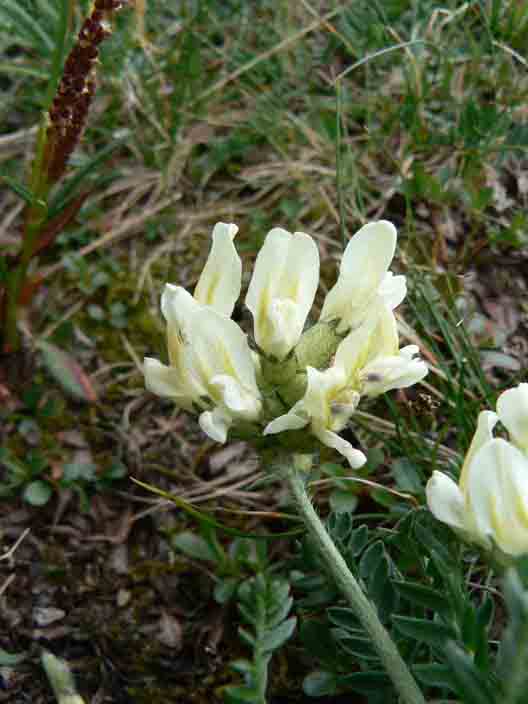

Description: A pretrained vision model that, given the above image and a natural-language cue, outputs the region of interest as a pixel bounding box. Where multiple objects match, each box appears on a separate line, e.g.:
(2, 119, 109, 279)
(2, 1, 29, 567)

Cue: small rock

(116, 589, 131, 608)
(157, 610, 183, 650)
(108, 544, 129, 574)
(57, 430, 88, 448)
(33, 607, 65, 627)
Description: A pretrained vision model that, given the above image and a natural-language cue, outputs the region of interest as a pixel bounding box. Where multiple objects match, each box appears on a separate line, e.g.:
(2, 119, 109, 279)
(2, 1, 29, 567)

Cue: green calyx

(257, 318, 347, 413)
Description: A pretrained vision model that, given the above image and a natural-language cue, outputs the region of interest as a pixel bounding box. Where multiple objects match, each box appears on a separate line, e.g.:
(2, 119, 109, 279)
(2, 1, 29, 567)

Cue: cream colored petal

(360, 349, 428, 397)
(314, 427, 367, 469)
(263, 406, 309, 435)
(302, 367, 364, 466)
(459, 410, 499, 493)
(363, 306, 399, 362)
(466, 438, 528, 556)
(188, 307, 260, 397)
(209, 373, 261, 421)
(320, 220, 397, 328)
(330, 388, 361, 431)
(199, 408, 232, 443)
(264, 365, 346, 436)
(283, 229, 320, 328)
(161, 284, 200, 333)
(426, 471, 466, 531)
(193, 222, 241, 316)
(264, 365, 363, 466)
(334, 314, 380, 384)
(246, 228, 292, 327)
(340, 221, 397, 279)
(400, 344, 419, 358)
(497, 383, 528, 453)
(246, 228, 319, 358)
(265, 298, 302, 359)
(143, 357, 194, 410)
(302, 366, 348, 422)
(161, 286, 205, 379)
(378, 272, 406, 310)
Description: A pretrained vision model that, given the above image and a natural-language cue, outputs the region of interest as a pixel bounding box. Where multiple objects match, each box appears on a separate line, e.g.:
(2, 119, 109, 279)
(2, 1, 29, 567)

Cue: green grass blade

(47, 141, 125, 218)
(43, 0, 72, 110)
(0, 63, 48, 80)
(131, 477, 303, 540)
(36, 0, 59, 24)
(0, 0, 54, 52)
(0, 174, 38, 205)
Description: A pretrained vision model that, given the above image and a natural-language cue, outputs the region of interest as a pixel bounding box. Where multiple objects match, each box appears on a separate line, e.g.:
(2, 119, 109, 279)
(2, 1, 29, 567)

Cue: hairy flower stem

(286, 466, 426, 704)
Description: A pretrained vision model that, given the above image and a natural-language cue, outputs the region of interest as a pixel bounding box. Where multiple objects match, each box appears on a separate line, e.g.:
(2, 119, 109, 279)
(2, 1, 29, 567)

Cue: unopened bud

(294, 318, 344, 371)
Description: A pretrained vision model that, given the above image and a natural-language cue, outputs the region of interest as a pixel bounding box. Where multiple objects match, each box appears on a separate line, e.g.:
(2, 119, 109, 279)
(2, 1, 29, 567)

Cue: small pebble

(33, 607, 65, 627)
(116, 589, 131, 607)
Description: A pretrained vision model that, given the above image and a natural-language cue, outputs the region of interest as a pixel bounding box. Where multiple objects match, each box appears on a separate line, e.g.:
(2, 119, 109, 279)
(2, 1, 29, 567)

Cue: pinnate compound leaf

(238, 627, 256, 649)
(348, 523, 369, 556)
(229, 660, 254, 676)
(299, 618, 340, 665)
(329, 489, 358, 513)
(393, 580, 451, 616)
(214, 577, 238, 604)
(260, 616, 296, 652)
(327, 606, 360, 630)
(336, 632, 377, 661)
(229, 574, 295, 701)
(413, 663, 457, 689)
(444, 641, 495, 704)
(391, 458, 423, 494)
(359, 540, 385, 579)
(392, 615, 455, 646)
(337, 670, 391, 694)
(267, 595, 293, 630)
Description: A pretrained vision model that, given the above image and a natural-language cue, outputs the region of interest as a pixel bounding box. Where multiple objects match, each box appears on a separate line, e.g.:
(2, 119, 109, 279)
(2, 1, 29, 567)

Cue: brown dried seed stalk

(43, 1, 126, 185)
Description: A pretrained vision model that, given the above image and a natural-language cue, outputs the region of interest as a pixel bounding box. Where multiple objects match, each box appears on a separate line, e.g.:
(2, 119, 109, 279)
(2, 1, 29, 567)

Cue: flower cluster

(144, 221, 428, 468)
(427, 383, 528, 557)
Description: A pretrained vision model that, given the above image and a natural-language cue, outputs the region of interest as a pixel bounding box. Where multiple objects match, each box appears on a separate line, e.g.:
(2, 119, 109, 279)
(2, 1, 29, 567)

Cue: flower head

(426, 384, 528, 557)
(144, 219, 426, 462)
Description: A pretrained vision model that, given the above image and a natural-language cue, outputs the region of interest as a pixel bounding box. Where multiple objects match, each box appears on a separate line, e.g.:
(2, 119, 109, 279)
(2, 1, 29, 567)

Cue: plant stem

(4, 123, 49, 351)
(285, 466, 426, 704)
(503, 614, 528, 704)
(255, 648, 271, 704)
